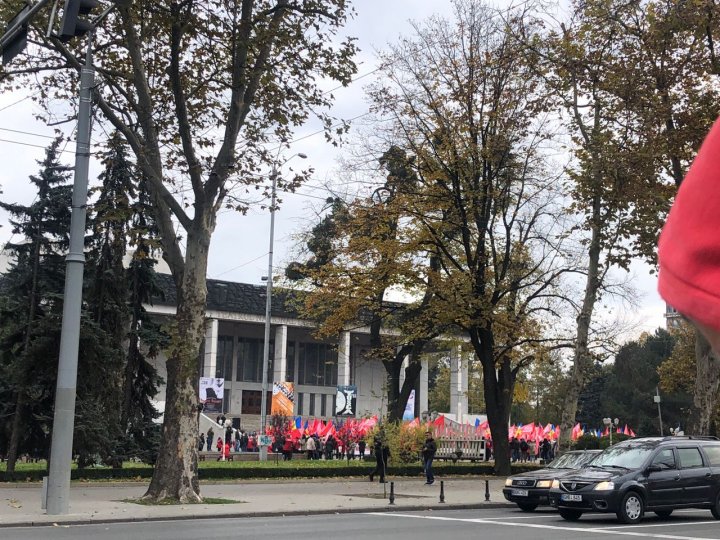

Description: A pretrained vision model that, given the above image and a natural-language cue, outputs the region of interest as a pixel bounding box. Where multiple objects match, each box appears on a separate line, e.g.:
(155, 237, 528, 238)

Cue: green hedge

(0, 461, 539, 483)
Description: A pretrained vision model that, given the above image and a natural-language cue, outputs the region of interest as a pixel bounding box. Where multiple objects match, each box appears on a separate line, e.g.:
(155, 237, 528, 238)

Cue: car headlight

(505, 478, 513, 486)
(594, 481, 615, 491)
(551, 479, 560, 489)
(536, 480, 553, 488)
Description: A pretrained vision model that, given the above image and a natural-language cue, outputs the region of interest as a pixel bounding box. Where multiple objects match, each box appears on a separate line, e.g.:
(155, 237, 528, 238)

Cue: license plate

(511, 489, 529, 497)
(561, 494, 582, 502)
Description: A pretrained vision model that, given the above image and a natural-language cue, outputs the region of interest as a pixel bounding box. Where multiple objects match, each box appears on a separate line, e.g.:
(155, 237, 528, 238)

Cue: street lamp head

(297, 153, 307, 159)
(603, 417, 611, 425)
(614, 418, 619, 425)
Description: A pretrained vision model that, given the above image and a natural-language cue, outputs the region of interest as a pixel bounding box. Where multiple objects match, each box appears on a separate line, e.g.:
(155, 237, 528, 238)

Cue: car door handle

(706, 473, 712, 478)
(674, 475, 681, 481)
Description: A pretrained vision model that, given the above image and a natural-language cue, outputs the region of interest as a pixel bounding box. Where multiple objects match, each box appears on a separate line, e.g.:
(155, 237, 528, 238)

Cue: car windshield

(548, 452, 594, 469)
(590, 443, 656, 469)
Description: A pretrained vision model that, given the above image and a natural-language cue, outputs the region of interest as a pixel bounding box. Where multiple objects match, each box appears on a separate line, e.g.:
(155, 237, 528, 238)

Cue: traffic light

(59, 0, 101, 41)
(1, 5, 30, 65)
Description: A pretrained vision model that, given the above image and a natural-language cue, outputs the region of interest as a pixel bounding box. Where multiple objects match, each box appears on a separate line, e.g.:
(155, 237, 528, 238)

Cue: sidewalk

(0, 476, 512, 527)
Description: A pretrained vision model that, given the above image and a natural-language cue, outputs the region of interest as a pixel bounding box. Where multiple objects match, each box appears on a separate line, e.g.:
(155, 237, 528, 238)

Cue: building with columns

(145, 273, 472, 428)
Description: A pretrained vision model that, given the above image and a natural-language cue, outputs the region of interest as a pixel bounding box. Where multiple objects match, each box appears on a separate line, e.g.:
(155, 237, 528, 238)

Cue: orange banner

(271, 382, 294, 416)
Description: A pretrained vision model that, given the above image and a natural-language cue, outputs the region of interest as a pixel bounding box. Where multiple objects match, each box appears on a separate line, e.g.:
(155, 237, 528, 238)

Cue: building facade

(145, 274, 470, 429)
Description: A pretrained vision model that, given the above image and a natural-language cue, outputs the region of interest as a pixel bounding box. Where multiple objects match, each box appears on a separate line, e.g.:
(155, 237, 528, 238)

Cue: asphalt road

(4, 507, 720, 540)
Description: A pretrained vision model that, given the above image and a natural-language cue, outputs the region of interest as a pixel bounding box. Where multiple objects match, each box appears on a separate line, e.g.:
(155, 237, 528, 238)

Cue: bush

(573, 433, 633, 450)
(0, 460, 541, 482)
(364, 422, 429, 465)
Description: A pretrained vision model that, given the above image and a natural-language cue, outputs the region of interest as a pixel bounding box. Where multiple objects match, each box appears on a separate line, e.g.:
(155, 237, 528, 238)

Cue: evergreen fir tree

(86, 133, 163, 466)
(0, 136, 72, 472)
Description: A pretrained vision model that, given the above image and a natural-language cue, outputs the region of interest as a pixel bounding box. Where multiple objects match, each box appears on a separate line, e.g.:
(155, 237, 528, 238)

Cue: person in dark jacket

(421, 431, 437, 485)
(369, 430, 390, 483)
(198, 432, 205, 452)
(206, 427, 214, 451)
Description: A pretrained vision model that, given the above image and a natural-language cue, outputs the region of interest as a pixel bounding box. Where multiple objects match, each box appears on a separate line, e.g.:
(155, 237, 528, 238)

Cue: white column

(338, 331, 351, 386)
(272, 324, 288, 382)
(420, 356, 429, 415)
(203, 318, 219, 377)
(450, 345, 468, 421)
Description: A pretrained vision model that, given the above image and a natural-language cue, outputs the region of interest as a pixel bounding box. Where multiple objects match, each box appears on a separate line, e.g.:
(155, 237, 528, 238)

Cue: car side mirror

(646, 464, 662, 474)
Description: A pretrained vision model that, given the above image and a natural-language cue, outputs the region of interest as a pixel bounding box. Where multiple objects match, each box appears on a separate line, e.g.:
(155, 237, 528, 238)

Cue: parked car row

(503, 436, 720, 524)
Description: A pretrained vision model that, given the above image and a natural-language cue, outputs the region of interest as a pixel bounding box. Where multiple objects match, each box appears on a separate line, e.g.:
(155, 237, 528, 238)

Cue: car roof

(619, 436, 720, 447)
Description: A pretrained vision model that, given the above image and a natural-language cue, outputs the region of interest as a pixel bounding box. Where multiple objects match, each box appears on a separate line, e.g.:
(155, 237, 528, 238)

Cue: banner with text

(335, 385, 358, 416)
(199, 377, 224, 414)
(271, 381, 295, 416)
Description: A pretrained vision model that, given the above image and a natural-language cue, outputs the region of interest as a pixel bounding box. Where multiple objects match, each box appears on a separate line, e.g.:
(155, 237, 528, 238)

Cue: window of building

(240, 390, 272, 415)
(298, 343, 338, 386)
(215, 335, 234, 380)
(236, 338, 273, 382)
(223, 389, 230, 414)
(309, 393, 315, 416)
(286, 342, 295, 382)
(298, 392, 304, 416)
(321, 394, 326, 417)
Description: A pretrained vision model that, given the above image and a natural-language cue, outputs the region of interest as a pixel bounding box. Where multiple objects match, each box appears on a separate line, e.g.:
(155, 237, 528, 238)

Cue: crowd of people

(197, 416, 370, 461)
(509, 436, 556, 463)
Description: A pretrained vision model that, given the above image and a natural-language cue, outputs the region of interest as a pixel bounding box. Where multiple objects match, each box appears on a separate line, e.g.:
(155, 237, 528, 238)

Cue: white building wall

(354, 353, 387, 417)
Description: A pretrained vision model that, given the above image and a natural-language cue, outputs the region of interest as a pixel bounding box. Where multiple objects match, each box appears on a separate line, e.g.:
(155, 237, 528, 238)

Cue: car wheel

(711, 492, 720, 520)
(617, 491, 644, 524)
(517, 503, 538, 512)
(559, 509, 582, 521)
(654, 510, 673, 518)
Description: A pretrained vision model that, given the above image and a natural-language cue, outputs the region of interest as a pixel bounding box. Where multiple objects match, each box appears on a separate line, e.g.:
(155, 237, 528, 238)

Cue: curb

(0, 501, 516, 528)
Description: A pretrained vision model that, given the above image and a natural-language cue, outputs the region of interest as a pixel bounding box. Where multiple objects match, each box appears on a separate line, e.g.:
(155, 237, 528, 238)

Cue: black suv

(503, 450, 601, 511)
(548, 436, 720, 524)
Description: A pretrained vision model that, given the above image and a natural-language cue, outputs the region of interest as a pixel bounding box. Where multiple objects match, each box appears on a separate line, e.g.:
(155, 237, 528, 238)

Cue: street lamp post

(258, 152, 306, 462)
(654, 386, 664, 436)
(603, 417, 619, 446)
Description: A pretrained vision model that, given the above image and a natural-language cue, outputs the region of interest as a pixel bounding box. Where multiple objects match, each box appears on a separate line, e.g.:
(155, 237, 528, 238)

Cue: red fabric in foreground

(658, 117, 720, 332)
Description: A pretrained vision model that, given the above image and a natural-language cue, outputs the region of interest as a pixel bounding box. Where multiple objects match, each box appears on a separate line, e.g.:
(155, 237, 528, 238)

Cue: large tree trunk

(5, 394, 27, 474)
(472, 328, 514, 475)
(388, 355, 422, 422)
(558, 117, 602, 449)
(559, 194, 602, 451)
(483, 361, 514, 476)
(143, 230, 209, 502)
(690, 331, 720, 435)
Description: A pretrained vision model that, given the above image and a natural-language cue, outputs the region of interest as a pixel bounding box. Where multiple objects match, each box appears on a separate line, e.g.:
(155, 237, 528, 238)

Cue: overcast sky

(0, 0, 666, 338)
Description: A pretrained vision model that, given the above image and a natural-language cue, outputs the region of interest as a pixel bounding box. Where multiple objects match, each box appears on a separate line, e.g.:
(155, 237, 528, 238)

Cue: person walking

(206, 427, 214, 451)
(510, 437, 520, 462)
(421, 430, 437, 485)
(305, 433, 316, 460)
(369, 430, 390, 483)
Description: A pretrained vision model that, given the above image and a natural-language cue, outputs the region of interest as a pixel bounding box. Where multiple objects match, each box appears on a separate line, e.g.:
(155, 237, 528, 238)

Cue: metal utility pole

(259, 163, 278, 462)
(45, 32, 94, 516)
(259, 153, 305, 461)
(654, 386, 664, 436)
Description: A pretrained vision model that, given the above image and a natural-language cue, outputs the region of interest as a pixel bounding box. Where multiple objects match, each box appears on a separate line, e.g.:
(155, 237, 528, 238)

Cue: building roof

(151, 272, 302, 319)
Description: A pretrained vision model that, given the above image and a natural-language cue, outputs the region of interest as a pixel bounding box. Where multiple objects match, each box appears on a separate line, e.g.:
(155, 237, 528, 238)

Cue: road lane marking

(610, 520, 718, 530)
(364, 512, 713, 540)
